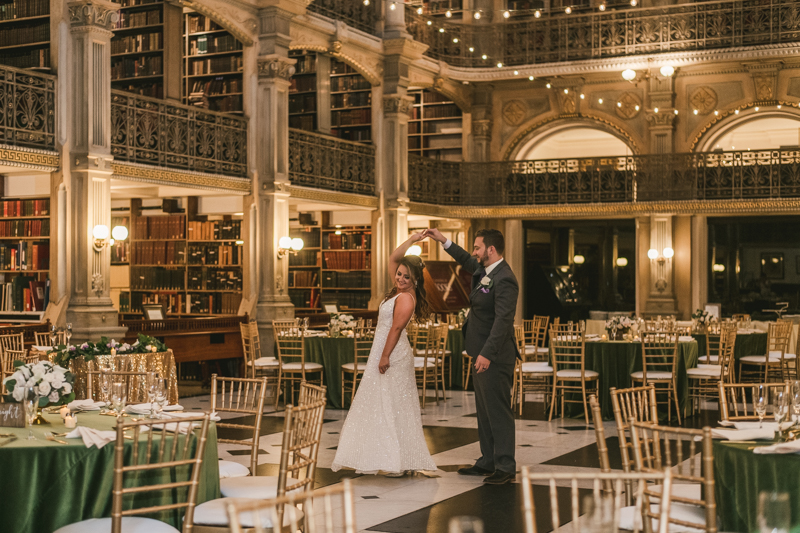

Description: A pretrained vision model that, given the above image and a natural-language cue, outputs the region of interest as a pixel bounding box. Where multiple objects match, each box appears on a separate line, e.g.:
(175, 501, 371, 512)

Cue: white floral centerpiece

(329, 313, 356, 338)
(691, 309, 716, 331)
(3, 360, 75, 406)
(605, 316, 633, 340)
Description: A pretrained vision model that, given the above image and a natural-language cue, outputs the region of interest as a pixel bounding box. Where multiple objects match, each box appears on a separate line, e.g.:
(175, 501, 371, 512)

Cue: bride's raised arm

(388, 232, 426, 279)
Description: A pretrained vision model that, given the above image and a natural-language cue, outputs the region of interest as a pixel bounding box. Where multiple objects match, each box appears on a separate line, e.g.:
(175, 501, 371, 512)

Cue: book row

(131, 241, 186, 265)
(186, 220, 241, 241)
(0, 242, 49, 271)
(131, 266, 184, 290)
(293, 54, 316, 75)
(289, 94, 317, 115)
(289, 288, 319, 309)
(111, 56, 163, 80)
(0, 276, 48, 312)
(330, 61, 358, 75)
(290, 76, 316, 93)
(322, 251, 371, 270)
(288, 270, 318, 288)
(0, 199, 49, 218)
(0, 48, 49, 69)
(331, 76, 371, 93)
(332, 92, 371, 109)
(189, 56, 243, 75)
(324, 233, 371, 250)
(411, 105, 461, 120)
(188, 77, 242, 97)
(0, 219, 49, 238)
(330, 128, 371, 142)
(290, 229, 321, 248)
(189, 34, 242, 55)
(186, 14, 224, 34)
(133, 214, 186, 240)
(289, 115, 315, 131)
(115, 9, 162, 30)
(289, 250, 320, 267)
(321, 270, 371, 288)
(187, 267, 242, 291)
(323, 290, 370, 310)
(188, 243, 241, 266)
(206, 95, 242, 113)
(128, 291, 242, 315)
(115, 81, 162, 98)
(331, 109, 371, 127)
(0, 21, 49, 47)
(0, 0, 48, 20)
(111, 32, 162, 55)
(120, 0, 162, 6)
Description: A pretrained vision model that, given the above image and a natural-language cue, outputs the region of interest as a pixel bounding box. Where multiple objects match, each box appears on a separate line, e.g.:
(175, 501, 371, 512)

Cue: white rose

(51, 374, 64, 389)
(48, 391, 60, 403)
(54, 365, 67, 375)
(480, 276, 491, 286)
(12, 386, 24, 402)
(62, 383, 72, 394)
(42, 373, 55, 383)
(19, 366, 31, 379)
(38, 381, 51, 396)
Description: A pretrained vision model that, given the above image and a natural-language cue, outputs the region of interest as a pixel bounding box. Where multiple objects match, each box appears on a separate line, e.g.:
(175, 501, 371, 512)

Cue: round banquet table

(692, 331, 768, 362)
(714, 439, 800, 533)
(0, 411, 220, 533)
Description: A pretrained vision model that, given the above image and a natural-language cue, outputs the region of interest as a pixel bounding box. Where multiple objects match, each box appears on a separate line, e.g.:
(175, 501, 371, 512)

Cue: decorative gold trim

(0, 144, 59, 171)
(409, 198, 800, 219)
(111, 162, 250, 193)
(288, 185, 379, 207)
(289, 44, 382, 87)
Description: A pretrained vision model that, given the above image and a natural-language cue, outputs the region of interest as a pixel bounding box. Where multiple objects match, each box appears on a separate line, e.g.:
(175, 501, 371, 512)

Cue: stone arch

(288, 44, 382, 87)
(692, 102, 800, 152)
(168, 0, 255, 46)
(502, 115, 642, 161)
(407, 78, 471, 113)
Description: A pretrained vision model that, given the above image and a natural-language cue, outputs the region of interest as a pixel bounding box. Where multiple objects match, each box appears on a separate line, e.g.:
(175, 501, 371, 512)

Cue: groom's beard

(475, 251, 489, 267)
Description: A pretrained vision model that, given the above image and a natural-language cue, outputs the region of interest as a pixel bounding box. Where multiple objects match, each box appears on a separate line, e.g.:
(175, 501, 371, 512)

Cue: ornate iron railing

(0, 65, 55, 151)
(307, 0, 379, 35)
(406, 0, 800, 68)
(110, 91, 247, 178)
(409, 150, 800, 206)
(288, 129, 375, 195)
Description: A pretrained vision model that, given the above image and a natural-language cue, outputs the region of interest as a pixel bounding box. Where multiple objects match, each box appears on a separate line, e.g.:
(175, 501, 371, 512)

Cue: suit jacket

(445, 242, 520, 365)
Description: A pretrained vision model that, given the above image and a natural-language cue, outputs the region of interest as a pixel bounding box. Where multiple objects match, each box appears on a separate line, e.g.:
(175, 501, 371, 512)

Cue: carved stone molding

(472, 119, 492, 138)
(112, 162, 251, 193)
(689, 86, 718, 115)
(0, 144, 59, 172)
(383, 95, 414, 116)
(502, 100, 526, 126)
(287, 185, 379, 208)
(68, 0, 119, 31)
(557, 90, 578, 115)
(753, 73, 776, 100)
(257, 57, 296, 81)
(615, 92, 641, 120)
(645, 111, 677, 128)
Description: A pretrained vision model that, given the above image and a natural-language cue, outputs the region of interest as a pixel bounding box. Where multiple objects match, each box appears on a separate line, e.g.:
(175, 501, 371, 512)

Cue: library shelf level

(408, 88, 464, 161)
(111, 0, 168, 99)
(115, 197, 243, 318)
(0, 0, 51, 70)
(288, 223, 372, 313)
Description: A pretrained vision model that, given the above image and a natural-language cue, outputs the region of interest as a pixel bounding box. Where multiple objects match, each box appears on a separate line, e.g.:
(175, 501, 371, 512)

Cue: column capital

(257, 55, 296, 81)
(68, 0, 120, 32)
(383, 95, 414, 116)
(645, 111, 677, 128)
(472, 119, 492, 138)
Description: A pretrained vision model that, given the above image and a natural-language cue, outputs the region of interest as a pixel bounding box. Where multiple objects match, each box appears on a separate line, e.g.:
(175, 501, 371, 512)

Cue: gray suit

(446, 242, 519, 474)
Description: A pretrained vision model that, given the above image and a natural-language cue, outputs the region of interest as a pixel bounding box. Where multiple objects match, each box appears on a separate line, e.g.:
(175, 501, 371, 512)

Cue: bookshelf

(289, 50, 318, 132)
(122, 197, 243, 317)
(0, 0, 50, 70)
(408, 89, 463, 161)
(410, 0, 464, 19)
(330, 59, 372, 143)
(0, 197, 50, 318)
(111, 0, 166, 98)
(183, 12, 244, 114)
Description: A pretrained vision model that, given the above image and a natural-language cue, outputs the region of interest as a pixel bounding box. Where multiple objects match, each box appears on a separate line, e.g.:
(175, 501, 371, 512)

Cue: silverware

(43, 431, 68, 445)
(0, 435, 17, 446)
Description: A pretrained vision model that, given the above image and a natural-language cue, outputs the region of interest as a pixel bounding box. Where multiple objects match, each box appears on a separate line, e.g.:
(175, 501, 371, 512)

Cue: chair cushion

(281, 362, 324, 371)
(740, 355, 782, 364)
(686, 365, 723, 378)
(220, 475, 303, 499)
(54, 517, 179, 533)
(785, 353, 797, 360)
(631, 371, 674, 380)
(414, 357, 437, 368)
(247, 357, 278, 367)
(218, 460, 250, 479)
(341, 362, 368, 371)
(193, 498, 303, 528)
(555, 369, 599, 379)
(618, 502, 706, 532)
(698, 355, 719, 363)
(521, 362, 553, 374)
(461, 351, 469, 356)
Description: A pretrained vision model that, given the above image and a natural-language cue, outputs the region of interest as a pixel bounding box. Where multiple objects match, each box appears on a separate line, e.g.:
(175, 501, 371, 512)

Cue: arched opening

(515, 126, 633, 161)
(707, 116, 800, 151)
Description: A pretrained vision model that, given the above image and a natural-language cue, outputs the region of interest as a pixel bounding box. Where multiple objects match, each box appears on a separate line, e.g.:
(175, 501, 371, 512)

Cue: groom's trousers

(473, 359, 516, 474)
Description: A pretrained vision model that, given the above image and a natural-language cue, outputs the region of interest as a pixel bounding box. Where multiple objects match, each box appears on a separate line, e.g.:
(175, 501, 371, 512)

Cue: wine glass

(49, 324, 58, 349)
(792, 381, 800, 426)
(146, 372, 158, 419)
(755, 385, 768, 429)
(24, 387, 39, 440)
(99, 366, 111, 409)
(758, 492, 790, 533)
(154, 378, 167, 417)
(774, 391, 789, 433)
(110, 382, 127, 417)
(65, 323, 72, 348)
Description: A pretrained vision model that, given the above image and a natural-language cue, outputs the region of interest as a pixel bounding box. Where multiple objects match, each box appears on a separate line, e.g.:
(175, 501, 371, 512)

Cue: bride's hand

(379, 356, 390, 374)
(410, 231, 426, 242)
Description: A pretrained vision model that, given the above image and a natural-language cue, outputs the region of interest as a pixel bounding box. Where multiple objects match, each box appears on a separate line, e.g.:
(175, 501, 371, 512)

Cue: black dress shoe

(457, 465, 494, 476)
(483, 470, 516, 485)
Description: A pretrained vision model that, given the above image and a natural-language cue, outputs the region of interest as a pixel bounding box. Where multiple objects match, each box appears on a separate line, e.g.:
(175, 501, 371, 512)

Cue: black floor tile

(423, 425, 479, 455)
(253, 464, 361, 489)
(437, 464, 473, 472)
(217, 415, 334, 440)
(542, 437, 624, 470)
(367, 482, 589, 533)
(683, 409, 721, 429)
(465, 402, 548, 420)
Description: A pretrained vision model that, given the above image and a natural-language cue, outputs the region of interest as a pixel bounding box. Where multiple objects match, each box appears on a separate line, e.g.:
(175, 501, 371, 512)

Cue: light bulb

(92, 224, 109, 240)
(778, 104, 782, 109)
(534, 10, 541, 17)
(635, 105, 639, 111)
(482, 54, 487, 60)
(599, 3, 606, 10)
(497, 62, 503, 68)
(647, 248, 659, 260)
(417, 7, 423, 14)
(598, 98, 603, 104)
(469, 47, 474, 52)
(654, 107, 659, 113)
(546, 83, 551, 89)
(631, 0, 637, 5)
(573, 254, 585, 265)
(659, 65, 674, 77)
(693, 109, 698, 115)
(426, 20, 432, 25)
(529, 76, 534, 81)
(453, 37, 459, 43)
(714, 110, 718, 115)
(291, 238, 304, 251)
(712, 264, 725, 272)
(563, 88, 569, 94)
(663, 247, 674, 259)
(514, 70, 519, 75)
(580, 93, 585, 99)
(565, 6, 572, 13)
(406, 245, 422, 256)
(474, 11, 481, 19)
(363, 0, 369, 5)
(617, 101, 622, 107)
(755, 106, 760, 111)
(735, 109, 739, 114)
(111, 225, 128, 241)
(439, 27, 444, 32)
(674, 109, 679, 115)
(445, 9, 452, 17)
(616, 257, 628, 267)
(279, 236, 292, 249)
(622, 69, 636, 81)
(389, 2, 395, 9)
(503, 10, 510, 18)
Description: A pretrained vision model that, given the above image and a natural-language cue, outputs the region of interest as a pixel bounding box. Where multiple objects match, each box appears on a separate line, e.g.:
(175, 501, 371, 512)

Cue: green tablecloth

(567, 340, 698, 420)
(714, 439, 800, 533)
(305, 336, 355, 409)
(0, 411, 219, 533)
(694, 332, 768, 362)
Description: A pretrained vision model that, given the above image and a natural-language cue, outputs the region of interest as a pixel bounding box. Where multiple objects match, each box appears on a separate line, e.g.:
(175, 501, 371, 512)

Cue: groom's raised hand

(423, 228, 446, 243)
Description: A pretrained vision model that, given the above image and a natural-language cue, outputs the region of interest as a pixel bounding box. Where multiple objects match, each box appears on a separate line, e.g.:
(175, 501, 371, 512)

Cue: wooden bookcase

(288, 222, 372, 313)
(289, 50, 318, 132)
(330, 59, 372, 143)
(0, 0, 50, 70)
(111, 0, 165, 98)
(408, 89, 463, 161)
(122, 197, 243, 317)
(182, 11, 244, 114)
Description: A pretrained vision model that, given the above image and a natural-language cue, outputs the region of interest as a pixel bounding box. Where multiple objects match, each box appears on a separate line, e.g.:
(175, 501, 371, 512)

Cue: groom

(425, 228, 519, 484)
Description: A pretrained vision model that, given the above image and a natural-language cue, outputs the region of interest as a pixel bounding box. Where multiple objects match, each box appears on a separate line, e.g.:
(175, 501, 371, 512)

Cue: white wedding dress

(332, 293, 437, 474)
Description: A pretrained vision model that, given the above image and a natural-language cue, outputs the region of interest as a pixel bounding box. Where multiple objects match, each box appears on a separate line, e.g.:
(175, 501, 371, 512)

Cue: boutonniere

(479, 276, 493, 293)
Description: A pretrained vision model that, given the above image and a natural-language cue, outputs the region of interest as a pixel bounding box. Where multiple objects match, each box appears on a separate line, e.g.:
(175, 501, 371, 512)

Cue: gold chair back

(589, 395, 611, 475)
(718, 381, 790, 421)
(278, 399, 327, 498)
(610, 385, 658, 474)
(0, 333, 23, 354)
(239, 321, 263, 379)
(273, 320, 308, 377)
(299, 380, 327, 405)
(550, 323, 586, 376)
(211, 374, 268, 475)
(35, 331, 66, 347)
(640, 331, 679, 381)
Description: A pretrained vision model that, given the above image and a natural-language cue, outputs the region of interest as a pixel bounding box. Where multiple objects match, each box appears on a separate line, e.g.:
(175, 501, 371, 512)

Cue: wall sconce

(93, 224, 129, 252)
(647, 247, 674, 264)
(277, 236, 304, 259)
(405, 245, 422, 256)
(573, 254, 585, 265)
(712, 264, 726, 272)
(616, 257, 628, 267)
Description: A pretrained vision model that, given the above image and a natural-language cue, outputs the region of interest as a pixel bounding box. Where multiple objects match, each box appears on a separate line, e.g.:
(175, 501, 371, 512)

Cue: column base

(255, 298, 295, 358)
(644, 296, 678, 316)
(66, 305, 127, 343)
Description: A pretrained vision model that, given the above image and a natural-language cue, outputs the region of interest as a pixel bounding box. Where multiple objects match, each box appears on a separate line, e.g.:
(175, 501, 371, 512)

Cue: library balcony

(110, 90, 248, 179)
(0, 65, 55, 152)
(289, 128, 376, 196)
(405, 0, 800, 68)
(409, 149, 800, 207)
(307, 0, 381, 35)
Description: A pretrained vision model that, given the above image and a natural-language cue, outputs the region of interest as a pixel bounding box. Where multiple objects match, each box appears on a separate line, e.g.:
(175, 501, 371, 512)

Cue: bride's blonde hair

(383, 256, 431, 322)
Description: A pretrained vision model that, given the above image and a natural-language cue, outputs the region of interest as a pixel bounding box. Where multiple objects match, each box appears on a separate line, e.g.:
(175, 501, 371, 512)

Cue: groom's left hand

(475, 355, 490, 373)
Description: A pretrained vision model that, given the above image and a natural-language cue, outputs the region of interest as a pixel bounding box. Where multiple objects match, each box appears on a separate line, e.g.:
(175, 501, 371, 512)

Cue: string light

(693, 109, 698, 115)
(426, 20, 432, 25)
(503, 10, 510, 18)
(564, 88, 569, 94)
(599, 3, 606, 10)
(439, 27, 444, 32)
(635, 105, 640, 111)
(416, 7, 423, 14)
(617, 101, 622, 107)
(755, 106, 759, 111)
(497, 62, 503, 68)
(714, 110, 718, 115)
(778, 104, 782, 109)
(445, 9, 452, 17)
(580, 93, 585, 99)
(469, 47, 474, 52)
(565, 6, 572, 13)
(534, 10, 541, 17)
(482, 54, 488, 60)
(529, 75, 534, 80)
(674, 109, 679, 115)
(474, 11, 481, 19)
(598, 98, 603, 104)
(654, 107, 658, 113)
(453, 37, 459, 43)
(546, 83, 551, 88)
(513, 70, 519, 75)
(389, 2, 395, 9)
(631, 0, 637, 5)
(735, 109, 739, 114)
(363, 0, 369, 5)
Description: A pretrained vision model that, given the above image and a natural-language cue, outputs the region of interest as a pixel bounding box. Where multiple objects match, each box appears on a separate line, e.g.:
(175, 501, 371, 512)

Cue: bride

(332, 233, 437, 475)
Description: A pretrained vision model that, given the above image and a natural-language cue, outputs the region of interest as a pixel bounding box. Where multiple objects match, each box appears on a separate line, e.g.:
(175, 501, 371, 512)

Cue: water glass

(758, 492, 790, 533)
(146, 372, 158, 418)
(792, 381, 800, 424)
(155, 378, 167, 416)
(49, 324, 58, 349)
(774, 391, 789, 425)
(756, 385, 768, 429)
(110, 382, 127, 416)
(99, 366, 112, 407)
(65, 323, 72, 347)
(24, 387, 38, 440)
(448, 516, 484, 533)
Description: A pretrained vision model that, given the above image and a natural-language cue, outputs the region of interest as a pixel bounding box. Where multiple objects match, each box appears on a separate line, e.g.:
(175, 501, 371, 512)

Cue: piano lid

(422, 260, 472, 313)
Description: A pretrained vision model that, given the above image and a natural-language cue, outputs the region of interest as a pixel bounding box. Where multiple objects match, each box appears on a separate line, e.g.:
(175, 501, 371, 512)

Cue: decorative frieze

(257, 57, 296, 81)
(67, 0, 119, 32)
(383, 95, 414, 116)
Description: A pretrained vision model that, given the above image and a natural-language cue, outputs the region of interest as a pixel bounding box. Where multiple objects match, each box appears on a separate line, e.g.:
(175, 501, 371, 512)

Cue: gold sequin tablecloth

(36, 349, 179, 405)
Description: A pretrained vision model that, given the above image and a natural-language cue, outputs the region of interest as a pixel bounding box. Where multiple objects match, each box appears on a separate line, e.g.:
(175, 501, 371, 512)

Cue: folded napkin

(754, 439, 800, 455)
(66, 426, 117, 448)
(711, 428, 776, 441)
(732, 421, 793, 431)
(67, 399, 107, 412)
(32, 345, 53, 352)
(124, 403, 184, 415)
(678, 336, 695, 342)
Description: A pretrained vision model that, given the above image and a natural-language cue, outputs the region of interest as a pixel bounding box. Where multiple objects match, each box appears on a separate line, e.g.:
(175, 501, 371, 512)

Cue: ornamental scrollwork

(383, 96, 414, 116)
(68, 1, 120, 31)
(257, 58, 296, 81)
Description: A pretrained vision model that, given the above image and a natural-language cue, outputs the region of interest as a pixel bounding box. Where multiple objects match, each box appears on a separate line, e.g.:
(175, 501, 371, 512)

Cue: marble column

(64, 0, 126, 341)
(504, 219, 524, 323)
(691, 215, 709, 312)
(646, 68, 676, 154)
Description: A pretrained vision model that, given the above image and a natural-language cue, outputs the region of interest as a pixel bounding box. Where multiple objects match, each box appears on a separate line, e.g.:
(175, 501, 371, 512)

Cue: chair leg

(341, 369, 346, 409)
(581, 381, 589, 425)
(673, 380, 682, 425)
(274, 371, 282, 409)
(548, 380, 557, 421)
(421, 368, 427, 409)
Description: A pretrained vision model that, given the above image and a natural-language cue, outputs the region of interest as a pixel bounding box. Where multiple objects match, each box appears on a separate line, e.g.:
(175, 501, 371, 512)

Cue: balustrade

(288, 128, 376, 195)
(307, 0, 380, 35)
(0, 65, 55, 151)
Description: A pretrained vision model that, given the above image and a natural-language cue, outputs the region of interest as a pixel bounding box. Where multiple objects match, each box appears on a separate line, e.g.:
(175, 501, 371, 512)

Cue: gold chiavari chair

(193, 398, 328, 532)
(212, 374, 268, 480)
(609, 385, 658, 476)
(718, 381, 790, 422)
(299, 380, 327, 406)
(416, 323, 450, 393)
(515, 325, 553, 415)
(411, 323, 439, 407)
(54, 415, 211, 533)
(739, 321, 793, 383)
(687, 328, 737, 413)
(239, 321, 279, 380)
(548, 323, 598, 424)
(523, 315, 550, 361)
(35, 330, 66, 347)
(632, 331, 681, 425)
(272, 320, 324, 409)
(224, 479, 356, 533)
(521, 466, 674, 533)
(0, 332, 24, 354)
(341, 326, 375, 407)
(0, 349, 31, 392)
(628, 422, 717, 533)
(698, 321, 736, 364)
(589, 395, 612, 476)
(85, 370, 148, 402)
